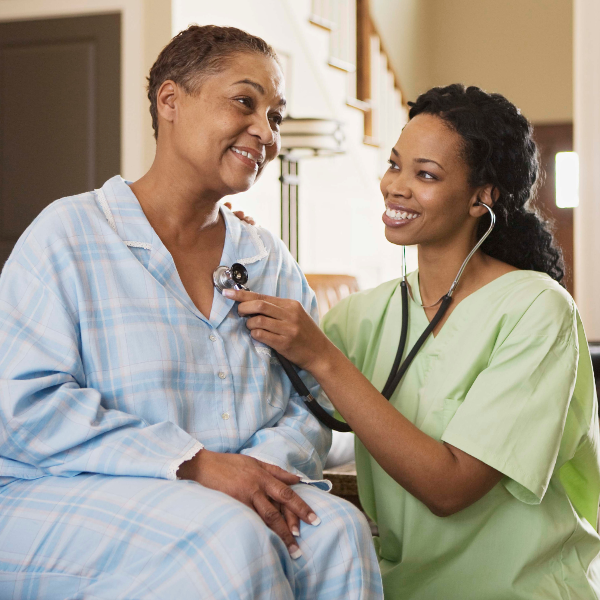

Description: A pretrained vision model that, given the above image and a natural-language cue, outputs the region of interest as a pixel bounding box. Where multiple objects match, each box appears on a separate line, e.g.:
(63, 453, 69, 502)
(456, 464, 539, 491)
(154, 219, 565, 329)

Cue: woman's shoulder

(9, 189, 103, 262)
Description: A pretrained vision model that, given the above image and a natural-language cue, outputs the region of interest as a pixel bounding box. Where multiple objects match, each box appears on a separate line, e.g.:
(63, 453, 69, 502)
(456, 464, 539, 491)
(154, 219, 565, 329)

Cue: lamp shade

(279, 117, 345, 156)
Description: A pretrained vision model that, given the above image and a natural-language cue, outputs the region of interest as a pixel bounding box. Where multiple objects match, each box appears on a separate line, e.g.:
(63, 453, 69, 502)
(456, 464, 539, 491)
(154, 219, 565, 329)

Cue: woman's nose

(248, 114, 276, 147)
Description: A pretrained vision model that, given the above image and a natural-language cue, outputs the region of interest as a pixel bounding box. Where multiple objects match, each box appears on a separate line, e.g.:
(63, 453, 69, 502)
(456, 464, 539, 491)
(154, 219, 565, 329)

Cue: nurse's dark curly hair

(408, 84, 564, 284)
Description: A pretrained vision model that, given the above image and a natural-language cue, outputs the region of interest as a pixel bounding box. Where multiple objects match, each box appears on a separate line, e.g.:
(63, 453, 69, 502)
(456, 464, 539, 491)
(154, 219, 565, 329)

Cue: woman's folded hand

(177, 449, 320, 559)
(223, 289, 336, 374)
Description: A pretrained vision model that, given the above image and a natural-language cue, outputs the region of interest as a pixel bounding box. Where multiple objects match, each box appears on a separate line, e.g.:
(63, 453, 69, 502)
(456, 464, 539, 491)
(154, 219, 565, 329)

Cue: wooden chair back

(305, 274, 360, 319)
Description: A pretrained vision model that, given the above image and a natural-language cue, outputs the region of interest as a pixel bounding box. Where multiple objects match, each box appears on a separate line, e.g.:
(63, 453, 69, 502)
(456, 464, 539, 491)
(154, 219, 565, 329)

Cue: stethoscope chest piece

(213, 263, 249, 293)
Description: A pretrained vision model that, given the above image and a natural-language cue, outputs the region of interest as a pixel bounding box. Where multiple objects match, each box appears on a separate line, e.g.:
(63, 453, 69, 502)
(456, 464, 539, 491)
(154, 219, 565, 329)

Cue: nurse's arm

(230, 289, 504, 517)
(302, 347, 504, 517)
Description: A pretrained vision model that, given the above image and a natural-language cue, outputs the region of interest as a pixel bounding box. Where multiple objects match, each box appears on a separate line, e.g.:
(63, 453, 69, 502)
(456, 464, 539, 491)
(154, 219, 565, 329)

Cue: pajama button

(209, 334, 217, 342)
(222, 412, 230, 420)
(218, 371, 227, 379)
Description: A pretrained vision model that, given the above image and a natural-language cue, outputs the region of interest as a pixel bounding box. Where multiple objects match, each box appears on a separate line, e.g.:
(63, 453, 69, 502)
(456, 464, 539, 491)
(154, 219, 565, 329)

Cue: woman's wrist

(176, 447, 207, 481)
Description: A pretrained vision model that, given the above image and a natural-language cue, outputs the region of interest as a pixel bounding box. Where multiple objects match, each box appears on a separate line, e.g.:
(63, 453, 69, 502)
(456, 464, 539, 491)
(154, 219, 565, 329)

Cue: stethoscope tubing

(270, 281, 451, 433)
(214, 202, 493, 433)
(273, 350, 353, 432)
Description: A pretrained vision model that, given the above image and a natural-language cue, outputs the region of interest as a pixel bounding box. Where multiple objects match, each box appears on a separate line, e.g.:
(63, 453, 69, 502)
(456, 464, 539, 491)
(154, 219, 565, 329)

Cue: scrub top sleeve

(441, 289, 578, 504)
(321, 299, 350, 356)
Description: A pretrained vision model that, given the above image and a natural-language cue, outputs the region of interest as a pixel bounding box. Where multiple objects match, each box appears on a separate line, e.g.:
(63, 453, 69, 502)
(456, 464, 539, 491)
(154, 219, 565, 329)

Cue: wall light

(555, 151, 579, 208)
(280, 117, 346, 157)
(278, 117, 346, 260)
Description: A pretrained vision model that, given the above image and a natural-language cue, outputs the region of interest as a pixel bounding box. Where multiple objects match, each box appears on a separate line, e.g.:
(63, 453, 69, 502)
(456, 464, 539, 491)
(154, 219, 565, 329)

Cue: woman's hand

(177, 449, 320, 559)
(223, 202, 255, 225)
(223, 289, 337, 373)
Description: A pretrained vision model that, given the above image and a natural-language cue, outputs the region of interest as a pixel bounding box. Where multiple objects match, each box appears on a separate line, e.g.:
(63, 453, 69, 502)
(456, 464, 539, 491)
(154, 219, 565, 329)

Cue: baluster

(369, 34, 381, 144)
(378, 51, 388, 162)
(330, 0, 341, 62)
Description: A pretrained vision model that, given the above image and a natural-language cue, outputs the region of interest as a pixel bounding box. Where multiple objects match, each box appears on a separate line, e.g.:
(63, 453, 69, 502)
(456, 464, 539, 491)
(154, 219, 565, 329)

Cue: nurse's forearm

(313, 346, 502, 517)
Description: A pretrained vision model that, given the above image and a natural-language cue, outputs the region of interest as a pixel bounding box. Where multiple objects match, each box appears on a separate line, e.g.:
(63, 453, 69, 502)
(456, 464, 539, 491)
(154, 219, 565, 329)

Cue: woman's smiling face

(157, 52, 285, 198)
(380, 113, 479, 248)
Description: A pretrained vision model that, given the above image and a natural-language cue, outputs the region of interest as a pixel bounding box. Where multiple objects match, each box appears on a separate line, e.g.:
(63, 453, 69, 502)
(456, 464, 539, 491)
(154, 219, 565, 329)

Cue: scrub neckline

(408, 269, 550, 340)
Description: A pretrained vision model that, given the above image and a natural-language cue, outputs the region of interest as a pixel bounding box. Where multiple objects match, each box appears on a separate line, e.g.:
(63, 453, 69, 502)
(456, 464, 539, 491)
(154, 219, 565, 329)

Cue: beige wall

(370, 0, 431, 104)
(373, 0, 573, 123)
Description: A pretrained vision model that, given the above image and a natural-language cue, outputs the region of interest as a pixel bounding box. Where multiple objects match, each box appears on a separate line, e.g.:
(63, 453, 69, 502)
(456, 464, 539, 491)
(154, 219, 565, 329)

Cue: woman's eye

(269, 114, 283, 126)
(235, 97, 254, 109)
(419, 170, 437, 180)
(387, 159, 399, 170)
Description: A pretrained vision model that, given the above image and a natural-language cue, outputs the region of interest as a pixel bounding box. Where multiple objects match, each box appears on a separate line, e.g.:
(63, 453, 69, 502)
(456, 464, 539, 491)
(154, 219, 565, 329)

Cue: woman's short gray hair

(147, 24, 279, 139)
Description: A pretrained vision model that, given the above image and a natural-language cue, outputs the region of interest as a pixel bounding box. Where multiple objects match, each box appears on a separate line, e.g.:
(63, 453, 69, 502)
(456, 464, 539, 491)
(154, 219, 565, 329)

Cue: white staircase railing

(310, 0, 408, 153)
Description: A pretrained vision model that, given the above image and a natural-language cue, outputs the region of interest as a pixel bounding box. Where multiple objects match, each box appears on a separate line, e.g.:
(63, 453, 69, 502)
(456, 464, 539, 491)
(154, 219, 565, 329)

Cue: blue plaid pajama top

(0, 175, 332, 487)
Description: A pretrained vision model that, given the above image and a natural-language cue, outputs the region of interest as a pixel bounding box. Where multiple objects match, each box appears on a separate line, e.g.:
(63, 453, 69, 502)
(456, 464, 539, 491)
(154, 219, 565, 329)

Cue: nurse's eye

(387, 159, 400, 171)
(418, 170, 437, 180)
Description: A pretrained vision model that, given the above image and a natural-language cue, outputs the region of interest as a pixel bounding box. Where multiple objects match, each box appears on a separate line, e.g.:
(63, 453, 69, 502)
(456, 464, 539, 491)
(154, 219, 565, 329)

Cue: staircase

(308, 0, 409, 163)
(172, 0, 415, 288)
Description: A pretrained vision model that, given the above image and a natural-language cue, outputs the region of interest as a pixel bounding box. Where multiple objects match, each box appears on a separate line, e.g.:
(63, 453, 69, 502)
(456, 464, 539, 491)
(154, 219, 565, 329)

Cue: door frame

(0, 0, 172, 180)
(532, 123, 574, 294)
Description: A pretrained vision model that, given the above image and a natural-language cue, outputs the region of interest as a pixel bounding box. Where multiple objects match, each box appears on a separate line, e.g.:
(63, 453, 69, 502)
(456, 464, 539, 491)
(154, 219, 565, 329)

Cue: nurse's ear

(469, 184, 499, 218)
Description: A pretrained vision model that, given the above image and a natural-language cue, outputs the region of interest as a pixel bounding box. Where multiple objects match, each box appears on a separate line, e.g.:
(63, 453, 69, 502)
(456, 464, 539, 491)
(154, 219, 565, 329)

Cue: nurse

(229, 84, 600, 598)
(0, 25, 382, 599)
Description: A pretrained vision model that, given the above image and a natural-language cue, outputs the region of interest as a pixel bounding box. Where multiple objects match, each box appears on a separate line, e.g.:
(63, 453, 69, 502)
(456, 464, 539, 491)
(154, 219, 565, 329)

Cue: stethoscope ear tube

(255, 205, 490, 431)
(381, 281, 410, 399)
(383, 293, 452, 398)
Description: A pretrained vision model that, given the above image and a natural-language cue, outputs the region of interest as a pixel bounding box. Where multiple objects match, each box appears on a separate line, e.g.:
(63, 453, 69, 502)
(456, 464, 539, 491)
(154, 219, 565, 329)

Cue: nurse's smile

(382, 203, 421, 227)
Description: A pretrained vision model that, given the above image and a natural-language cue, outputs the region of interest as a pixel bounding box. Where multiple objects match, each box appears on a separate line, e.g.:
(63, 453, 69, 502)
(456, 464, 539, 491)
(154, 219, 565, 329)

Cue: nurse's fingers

(245, 314, 294, 337)
(223, 202, 256, 225)
(249, 328, 285, 349)
(236, 299, 288, 321)
(223, 288, 289, 309)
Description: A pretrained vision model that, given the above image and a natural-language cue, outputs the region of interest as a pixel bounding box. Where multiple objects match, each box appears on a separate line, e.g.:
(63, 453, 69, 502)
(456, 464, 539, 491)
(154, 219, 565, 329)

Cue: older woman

(0, 26, 382, 600)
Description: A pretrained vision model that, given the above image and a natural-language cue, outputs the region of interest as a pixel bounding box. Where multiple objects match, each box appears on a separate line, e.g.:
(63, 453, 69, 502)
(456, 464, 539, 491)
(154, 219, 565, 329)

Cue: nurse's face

(156, 52, 285, 197)
(380, 113, 481, 248)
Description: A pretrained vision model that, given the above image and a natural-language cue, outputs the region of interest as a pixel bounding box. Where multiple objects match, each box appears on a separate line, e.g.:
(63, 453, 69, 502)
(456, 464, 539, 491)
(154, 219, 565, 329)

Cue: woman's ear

(156, 80, 179, 132)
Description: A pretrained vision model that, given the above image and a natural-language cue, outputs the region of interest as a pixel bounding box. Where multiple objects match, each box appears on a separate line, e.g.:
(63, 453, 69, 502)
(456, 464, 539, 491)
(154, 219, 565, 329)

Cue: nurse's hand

(223, 202, 255, 225)
(224, 289, 336, 373)
(176, 449, 319, 559)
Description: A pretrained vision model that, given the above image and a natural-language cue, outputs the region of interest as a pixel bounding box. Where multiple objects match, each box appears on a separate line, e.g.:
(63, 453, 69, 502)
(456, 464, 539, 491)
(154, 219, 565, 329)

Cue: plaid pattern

(0, 176, 383, 597)
(0, 475, 383, 599)
(0, 175, 331, 484)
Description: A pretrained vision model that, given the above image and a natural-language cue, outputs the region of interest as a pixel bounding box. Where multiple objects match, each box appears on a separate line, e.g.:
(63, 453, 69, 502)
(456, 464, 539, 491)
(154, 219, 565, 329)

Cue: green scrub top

(321, 270, 600, 599)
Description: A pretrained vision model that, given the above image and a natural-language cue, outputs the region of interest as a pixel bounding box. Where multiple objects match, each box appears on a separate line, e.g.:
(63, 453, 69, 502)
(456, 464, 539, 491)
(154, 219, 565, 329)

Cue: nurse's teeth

(385, 207, 420, 221)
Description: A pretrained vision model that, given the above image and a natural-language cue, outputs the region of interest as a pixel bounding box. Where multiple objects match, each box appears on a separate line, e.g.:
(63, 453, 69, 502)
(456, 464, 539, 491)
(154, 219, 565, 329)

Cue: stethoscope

(213, 202, 496, 433)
